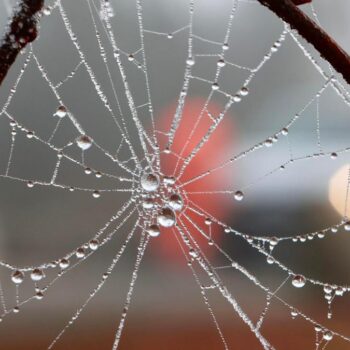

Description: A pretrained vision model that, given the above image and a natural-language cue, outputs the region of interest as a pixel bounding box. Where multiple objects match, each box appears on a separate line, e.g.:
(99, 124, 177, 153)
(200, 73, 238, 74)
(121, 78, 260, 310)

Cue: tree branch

(0, 0, 44, 85)
(257, 0, 350, 85)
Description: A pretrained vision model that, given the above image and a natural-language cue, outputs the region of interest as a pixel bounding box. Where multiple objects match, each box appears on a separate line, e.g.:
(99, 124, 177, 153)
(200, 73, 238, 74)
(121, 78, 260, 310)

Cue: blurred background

(0, 0, 350, 349)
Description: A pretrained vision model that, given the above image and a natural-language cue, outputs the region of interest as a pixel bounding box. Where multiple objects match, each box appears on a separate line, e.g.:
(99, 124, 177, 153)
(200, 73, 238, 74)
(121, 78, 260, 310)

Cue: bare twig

(0, 0, 44, 85)
(293, 0, 311, 5)
(257, 0, 350, 85)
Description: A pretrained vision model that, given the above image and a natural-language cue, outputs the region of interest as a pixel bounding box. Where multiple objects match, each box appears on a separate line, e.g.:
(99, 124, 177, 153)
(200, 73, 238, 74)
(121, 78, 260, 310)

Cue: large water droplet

(30, 269, 44, 282)
(240, 87, 249, 96)
(36, 291, 44, 300)
(27, 181, 34, 188)
(76, 247, 85, 258)
(140, 173, 159, 192)
(157, 207, 176, 227)
(234, 191, 244, 201)
(11, 270, 24, 284)
(55, 105, 67, 118)
(76, 135, 92, 150)
(89, 239, 99, 250)
(92, 190, 100, 198)
(292, 275, 306, 288)
(323, 330, 333, 341)
(217, 59, 226, 67)
(59, 259, 70, 269)
(147, 224, 160, 237)
(168, 193, 183, 211)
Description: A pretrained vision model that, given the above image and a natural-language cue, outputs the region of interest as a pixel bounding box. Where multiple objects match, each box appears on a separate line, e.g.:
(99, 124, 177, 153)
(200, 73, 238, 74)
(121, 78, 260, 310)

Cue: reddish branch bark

(292, 0, 311, 5)
(258, 0, 350, 85)
(0, 0, 44, 85)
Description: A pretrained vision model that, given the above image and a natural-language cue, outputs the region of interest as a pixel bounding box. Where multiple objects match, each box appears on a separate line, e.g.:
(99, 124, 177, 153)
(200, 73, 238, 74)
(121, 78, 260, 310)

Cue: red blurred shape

(152, 98, 236, 264)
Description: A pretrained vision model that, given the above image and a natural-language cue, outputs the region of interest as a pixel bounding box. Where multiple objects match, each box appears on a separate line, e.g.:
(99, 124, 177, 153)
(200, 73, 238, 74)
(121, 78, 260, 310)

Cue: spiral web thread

(0, 0, 350, 349)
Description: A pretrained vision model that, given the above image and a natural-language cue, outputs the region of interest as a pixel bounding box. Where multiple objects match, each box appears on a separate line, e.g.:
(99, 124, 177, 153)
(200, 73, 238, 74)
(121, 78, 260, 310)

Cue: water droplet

(233, 94, 241, 102)
(222, 43, 229, 50)
(85, 167, 92, 175)
(43, 7, 52, 15)
(335, 286, 344, 296)
(325, 293, 332, 301)
(212, 82, 219, 90)
(157, 207, 176, 227)
(292, 275, 306, 288)
(59, 259, 70, 269)
(89, 239, 99, 250)
(11, 270, 24, 284)
(217, 59, 225, 67)
(323, 330, 333, 341)
(331, 152, 338, 159)
(281, 128, 289, 135)
(168, 193, 183, 211)
(315, 325, 322, 332)
(27, 181, 34, 188)
(95, 171, 102, 178)
(142, 197, 155, 209)
(204, 218, 212, 225)
(147, 224, 160, 237)
(189, 248, 198, 258)
(36, 291, 44, 300)
(26, 131, 34, 139)
(265, 139, 273, 147)
(76, 247, 85, 258)
(324, 285, 332, 294)
(163, 176, 175, 185)
(92, 190, 100, 198)
(13, 306, 20, 313)
(317, 232, 325, 239)
(240, 87, 249, 96)
(76, 135, 92, 150)
(234, 191, 244, 201)
(271, 44, 279, 52)
(128, 54, 134, 62)
(30, 269, 44, 281)
(291, 310, 298, 318)
(55, 105, 67, 118)
(344, 222, 350, 231)
(167, 33, 173, 39)
(185, 56, 196, 67)
(266, 256, 274, 264)
(141, 173, 159, 192)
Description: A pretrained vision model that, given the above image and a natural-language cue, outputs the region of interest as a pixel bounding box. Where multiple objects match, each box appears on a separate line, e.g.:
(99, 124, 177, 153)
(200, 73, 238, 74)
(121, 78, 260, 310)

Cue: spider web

(0, 0, 350, 349)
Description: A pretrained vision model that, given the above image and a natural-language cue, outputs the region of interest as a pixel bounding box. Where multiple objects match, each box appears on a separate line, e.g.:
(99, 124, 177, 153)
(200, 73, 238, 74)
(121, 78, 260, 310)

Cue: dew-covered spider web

(0, 0, 350, 349)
